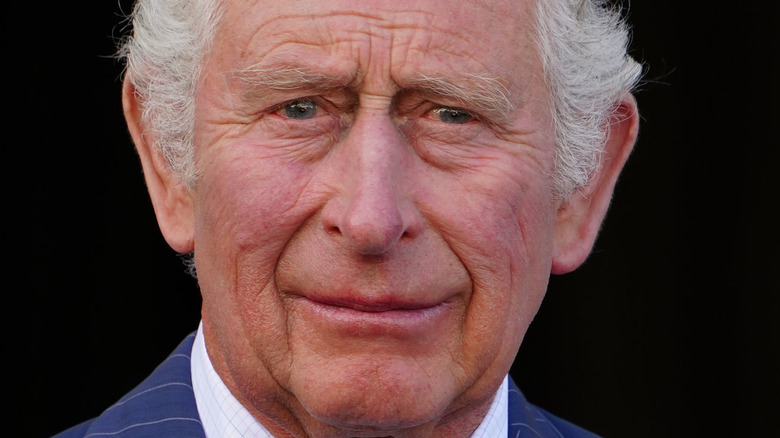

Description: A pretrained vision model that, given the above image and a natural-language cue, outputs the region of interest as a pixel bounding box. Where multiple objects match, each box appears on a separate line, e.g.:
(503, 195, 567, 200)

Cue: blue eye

(283, 100, 319, 120)
(433, 107, 474, 124)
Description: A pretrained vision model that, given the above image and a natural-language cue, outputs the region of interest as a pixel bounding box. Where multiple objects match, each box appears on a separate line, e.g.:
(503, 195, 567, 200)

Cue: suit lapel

(81, 333, 205, 438)
(507, 377, 601, 438)
(507, 377, 564, 438)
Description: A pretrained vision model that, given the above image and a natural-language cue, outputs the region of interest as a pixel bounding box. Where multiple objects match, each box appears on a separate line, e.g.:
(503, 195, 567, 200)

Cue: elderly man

(54, 0, 640, 436)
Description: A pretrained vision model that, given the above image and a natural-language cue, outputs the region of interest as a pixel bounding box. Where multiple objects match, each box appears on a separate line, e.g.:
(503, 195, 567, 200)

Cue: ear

(551, 94, 639, 274)
(122, 78, 195, 254)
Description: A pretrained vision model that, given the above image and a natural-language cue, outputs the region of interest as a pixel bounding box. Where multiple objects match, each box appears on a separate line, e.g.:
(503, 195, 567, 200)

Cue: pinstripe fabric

(53, 333, 205, 438)
(506, 379, 601, 438)
(53, 332, 600, 438)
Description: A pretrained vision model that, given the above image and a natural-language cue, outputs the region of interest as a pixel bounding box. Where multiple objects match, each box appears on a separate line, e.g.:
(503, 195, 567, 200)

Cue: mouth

(289, 292, 455, 336)
(305, 293, 443, 312)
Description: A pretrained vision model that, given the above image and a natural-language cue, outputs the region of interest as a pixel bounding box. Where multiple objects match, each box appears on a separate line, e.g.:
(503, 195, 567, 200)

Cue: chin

(289, 355, 456, 432)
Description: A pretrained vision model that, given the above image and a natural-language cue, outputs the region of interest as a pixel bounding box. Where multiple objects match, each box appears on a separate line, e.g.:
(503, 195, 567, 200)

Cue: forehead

(215, 0, 541, 91)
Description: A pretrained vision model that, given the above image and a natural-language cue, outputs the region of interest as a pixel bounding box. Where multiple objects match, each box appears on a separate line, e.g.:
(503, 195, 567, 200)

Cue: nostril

(325, 223, 342, 236)
(320, 199, 346, 236)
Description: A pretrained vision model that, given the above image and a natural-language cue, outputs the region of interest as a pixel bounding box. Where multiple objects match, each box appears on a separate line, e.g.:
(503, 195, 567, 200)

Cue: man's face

(191, 0, 558, 434)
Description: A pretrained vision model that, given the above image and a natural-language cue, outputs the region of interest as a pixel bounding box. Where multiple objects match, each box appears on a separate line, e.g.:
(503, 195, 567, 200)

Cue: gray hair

(119, 0, 641, 197)
(533, 0, 642, 198)
(119, 0, 222, 188)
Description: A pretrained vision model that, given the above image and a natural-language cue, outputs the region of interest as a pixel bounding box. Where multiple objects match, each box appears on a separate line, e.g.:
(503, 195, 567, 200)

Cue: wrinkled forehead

(213, 0, 542, 94)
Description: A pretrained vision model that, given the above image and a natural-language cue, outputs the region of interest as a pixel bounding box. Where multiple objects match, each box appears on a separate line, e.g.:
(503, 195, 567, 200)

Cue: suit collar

(81, 333, 205, 438)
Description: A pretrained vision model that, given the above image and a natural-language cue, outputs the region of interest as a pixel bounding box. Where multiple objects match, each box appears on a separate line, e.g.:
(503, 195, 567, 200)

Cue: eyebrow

(232, 64, 357, 100)
(405, 73, 515, 121)
(231, 63, 515, 120)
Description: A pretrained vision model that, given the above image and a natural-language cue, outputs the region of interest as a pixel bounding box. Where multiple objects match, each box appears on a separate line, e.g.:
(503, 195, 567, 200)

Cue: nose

(321, 111, 421, 256)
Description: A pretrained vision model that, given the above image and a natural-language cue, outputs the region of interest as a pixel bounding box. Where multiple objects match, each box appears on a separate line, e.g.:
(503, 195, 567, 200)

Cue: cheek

(458, 193, 554, 317)
(428, 159, 556, 287)
(421, 162, 557, 368)
(195, 143, 317, 254)
(192, 142, 321, 331)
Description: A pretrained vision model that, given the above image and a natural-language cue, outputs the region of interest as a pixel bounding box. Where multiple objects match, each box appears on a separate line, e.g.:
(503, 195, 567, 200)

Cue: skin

(123, 0, 639, 436)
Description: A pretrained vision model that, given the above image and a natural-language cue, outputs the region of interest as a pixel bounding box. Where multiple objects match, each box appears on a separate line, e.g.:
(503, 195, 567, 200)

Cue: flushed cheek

(429, 169, 554, 274)
(193, 142, 323, 311)
(422, 167, 556, 357)
(459, 217, 551, 383)
(461, 188, 555, 294)
(197, 141, 320, 244)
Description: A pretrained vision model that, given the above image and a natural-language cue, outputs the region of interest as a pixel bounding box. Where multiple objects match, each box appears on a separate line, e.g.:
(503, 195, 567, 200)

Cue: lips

(301, 292, 443, 312)
(287, 290, 456, 337)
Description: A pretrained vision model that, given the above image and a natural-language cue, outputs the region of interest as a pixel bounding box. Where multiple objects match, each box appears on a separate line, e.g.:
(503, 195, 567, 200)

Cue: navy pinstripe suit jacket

(53, 333, 600, 438)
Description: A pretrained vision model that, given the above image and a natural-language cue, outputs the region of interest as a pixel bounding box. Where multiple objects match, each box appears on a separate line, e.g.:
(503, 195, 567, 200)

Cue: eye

(282, 99, 320, 120)
(432, 107, 474, 124)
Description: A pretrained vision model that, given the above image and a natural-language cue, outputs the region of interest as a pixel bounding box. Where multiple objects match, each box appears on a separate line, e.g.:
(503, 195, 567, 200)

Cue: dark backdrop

(5, 1, 778, 437)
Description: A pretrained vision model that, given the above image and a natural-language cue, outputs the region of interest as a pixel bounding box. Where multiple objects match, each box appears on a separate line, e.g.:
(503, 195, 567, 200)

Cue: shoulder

(51, 421, 93, 438)
(50, 333, 204, 438)
(530, 406, 602, 438)
(507, 378, 601, 438)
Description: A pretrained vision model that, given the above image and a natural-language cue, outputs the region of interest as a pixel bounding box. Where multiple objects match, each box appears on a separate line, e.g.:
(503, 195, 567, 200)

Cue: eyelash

(271, 97, 480, 130)
(272, 98, 324, 120)
(429, 107, 477, 125)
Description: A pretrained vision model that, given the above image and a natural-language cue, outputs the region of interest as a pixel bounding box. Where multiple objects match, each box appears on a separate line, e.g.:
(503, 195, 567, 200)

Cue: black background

(5, 1, 778, 437)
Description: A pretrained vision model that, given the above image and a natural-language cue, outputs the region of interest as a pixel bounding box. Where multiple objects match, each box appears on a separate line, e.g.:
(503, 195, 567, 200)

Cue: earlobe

(122, 78, 195, 254)
(551, 94, 639, 274)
